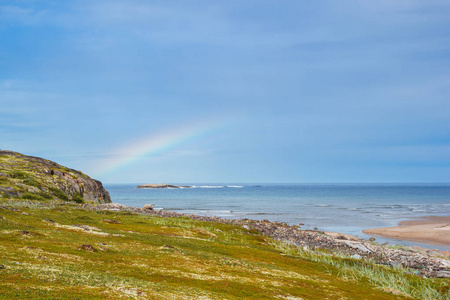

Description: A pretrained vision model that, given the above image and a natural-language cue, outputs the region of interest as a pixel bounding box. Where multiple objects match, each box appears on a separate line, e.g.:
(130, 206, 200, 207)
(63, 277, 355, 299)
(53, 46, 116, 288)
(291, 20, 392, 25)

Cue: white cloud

(347, 0, 450, 23)
(0, 5, 47, 26)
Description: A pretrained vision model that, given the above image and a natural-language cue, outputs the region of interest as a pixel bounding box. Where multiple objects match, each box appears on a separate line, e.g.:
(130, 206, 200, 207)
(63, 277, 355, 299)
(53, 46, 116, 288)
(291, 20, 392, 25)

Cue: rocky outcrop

(136, 183, 192, 189)
(0, 150, 111, 204)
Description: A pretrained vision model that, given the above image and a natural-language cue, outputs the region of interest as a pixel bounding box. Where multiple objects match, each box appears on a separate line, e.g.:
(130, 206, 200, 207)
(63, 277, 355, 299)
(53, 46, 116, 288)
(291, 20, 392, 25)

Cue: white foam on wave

(227, 185, 244, 188)
(192, 185, 225, 188)
(179, 209, 234, 217)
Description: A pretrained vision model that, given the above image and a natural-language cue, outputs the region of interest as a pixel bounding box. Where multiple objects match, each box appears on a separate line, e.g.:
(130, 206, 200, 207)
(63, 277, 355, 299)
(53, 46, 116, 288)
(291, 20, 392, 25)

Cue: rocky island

(0, 150, 111, 204)
(136, 183, 192, 189)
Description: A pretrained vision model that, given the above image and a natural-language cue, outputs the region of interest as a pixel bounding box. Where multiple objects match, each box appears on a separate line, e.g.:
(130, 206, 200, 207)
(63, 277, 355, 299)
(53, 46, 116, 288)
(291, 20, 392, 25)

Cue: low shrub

(9, 171, 28, 179)
(72, 192, 84, 204)
(49, 187, 68, 201)
(23, 177, 41, 188)
(21, 193, 48, 202)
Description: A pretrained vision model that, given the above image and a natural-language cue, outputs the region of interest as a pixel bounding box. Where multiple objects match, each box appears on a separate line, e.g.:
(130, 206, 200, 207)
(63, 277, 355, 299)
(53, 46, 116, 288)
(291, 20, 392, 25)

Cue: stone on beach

(142, 204, 154, 211)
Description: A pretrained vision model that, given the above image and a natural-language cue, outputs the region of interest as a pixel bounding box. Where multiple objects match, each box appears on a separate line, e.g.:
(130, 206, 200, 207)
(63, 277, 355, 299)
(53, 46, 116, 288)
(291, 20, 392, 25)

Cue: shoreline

(363, 216, 450, 246)
(88, 202, 450, 278)
(100, 202, 450, 250)
(2, 200, 449, 278)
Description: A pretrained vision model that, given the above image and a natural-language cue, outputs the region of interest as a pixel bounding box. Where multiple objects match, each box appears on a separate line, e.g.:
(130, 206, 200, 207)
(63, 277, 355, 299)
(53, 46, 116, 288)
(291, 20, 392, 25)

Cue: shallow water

(105, 183, 450, 251)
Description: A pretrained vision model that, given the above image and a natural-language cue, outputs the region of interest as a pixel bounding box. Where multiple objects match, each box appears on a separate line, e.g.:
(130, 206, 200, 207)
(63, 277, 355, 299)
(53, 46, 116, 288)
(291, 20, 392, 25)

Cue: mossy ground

(0, 155, 75, 202)
(0, 201, 448, 299)
(0, 152, 108, 203)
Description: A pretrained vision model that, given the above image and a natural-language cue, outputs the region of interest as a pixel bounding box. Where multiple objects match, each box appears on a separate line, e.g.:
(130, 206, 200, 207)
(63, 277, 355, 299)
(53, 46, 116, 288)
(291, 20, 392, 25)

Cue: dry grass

(0, 201, 447, 299)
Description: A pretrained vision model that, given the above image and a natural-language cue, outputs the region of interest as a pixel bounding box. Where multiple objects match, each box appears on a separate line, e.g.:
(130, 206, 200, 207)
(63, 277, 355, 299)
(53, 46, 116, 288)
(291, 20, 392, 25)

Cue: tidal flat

(0, 200, 449, 299)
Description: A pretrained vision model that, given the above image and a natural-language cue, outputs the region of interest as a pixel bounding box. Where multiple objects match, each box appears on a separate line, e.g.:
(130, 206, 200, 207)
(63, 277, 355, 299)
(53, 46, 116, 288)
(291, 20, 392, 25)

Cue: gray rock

(79, 244, 95, 251)
(344, 241, 371, 253)
(439, 259, 450, 269)
(435, 270, 450, 278)
(0, 187, 13, 192)
(142, 204, 155, 211)
(389, 261, 402, 268)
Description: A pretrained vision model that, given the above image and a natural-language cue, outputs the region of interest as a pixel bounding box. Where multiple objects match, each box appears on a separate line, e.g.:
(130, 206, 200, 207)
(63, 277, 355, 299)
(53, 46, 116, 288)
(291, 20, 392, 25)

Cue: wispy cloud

(1, 1, 449, 182)
(0, 5, 48, 26)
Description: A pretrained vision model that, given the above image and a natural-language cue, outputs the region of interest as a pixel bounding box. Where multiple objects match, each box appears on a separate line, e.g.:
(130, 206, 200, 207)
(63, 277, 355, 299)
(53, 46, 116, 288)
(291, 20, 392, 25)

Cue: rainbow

(91, 117, 231, 178)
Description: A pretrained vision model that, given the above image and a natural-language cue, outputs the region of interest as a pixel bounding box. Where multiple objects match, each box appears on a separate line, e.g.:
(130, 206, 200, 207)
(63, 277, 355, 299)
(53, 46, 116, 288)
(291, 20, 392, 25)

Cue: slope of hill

(0, 150, 110, 204)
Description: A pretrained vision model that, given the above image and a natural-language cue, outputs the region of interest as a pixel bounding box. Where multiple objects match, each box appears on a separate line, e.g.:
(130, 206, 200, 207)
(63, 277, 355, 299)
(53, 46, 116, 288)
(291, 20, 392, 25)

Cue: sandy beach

(363, 216, 450, 246)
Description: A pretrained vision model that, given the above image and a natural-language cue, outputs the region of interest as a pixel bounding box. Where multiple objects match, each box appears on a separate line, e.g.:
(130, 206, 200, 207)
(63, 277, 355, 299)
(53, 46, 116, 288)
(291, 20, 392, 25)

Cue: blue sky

(1, 0, 450, 183)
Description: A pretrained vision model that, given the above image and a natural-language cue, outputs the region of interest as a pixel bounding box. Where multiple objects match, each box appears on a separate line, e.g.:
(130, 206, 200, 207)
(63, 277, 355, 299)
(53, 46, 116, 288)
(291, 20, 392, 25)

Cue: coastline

(2, 200, 450, 299)
(82, 202, 450, 278)
(107, 183, 450, 248)
(363, 216, 450, 246)
(2, 200, 450, 278)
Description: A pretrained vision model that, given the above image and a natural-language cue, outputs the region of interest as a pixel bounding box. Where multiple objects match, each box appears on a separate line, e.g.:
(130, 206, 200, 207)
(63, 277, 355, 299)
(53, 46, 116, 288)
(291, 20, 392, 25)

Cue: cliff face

(0, 150, 111, 204)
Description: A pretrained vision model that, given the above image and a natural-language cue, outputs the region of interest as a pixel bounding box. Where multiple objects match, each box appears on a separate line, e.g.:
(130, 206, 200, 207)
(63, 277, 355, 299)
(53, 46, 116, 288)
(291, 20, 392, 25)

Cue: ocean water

(105, 183, 450, 251)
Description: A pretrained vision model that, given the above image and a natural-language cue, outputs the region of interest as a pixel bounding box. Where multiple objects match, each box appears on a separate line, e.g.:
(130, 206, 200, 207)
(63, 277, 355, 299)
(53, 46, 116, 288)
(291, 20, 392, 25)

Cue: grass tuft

(271, 240, 450, 300)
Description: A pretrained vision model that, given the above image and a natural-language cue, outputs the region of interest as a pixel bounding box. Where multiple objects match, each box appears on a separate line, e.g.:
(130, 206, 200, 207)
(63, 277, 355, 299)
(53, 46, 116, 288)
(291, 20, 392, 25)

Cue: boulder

(79, 244, 95, 251)
(142, 204, 155, 211)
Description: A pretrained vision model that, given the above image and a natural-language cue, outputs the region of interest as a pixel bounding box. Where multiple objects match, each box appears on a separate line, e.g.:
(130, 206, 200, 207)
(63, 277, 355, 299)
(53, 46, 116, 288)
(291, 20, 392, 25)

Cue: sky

(1, 0, 450, 184)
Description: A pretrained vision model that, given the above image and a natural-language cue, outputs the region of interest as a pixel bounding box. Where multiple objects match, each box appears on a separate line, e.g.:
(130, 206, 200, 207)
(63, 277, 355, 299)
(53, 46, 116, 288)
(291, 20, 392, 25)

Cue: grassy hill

(0, 150, 110, 204)
(0, 201, 448, 299)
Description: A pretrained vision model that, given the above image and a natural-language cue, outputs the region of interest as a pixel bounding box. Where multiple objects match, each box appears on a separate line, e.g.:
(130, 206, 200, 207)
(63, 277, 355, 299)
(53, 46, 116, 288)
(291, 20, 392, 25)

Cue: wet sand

(363, 216, 450, 246)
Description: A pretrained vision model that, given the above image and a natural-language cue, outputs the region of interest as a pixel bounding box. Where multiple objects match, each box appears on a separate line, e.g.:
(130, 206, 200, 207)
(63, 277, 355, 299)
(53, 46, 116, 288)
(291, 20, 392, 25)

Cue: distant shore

(363, 216, 450, 246)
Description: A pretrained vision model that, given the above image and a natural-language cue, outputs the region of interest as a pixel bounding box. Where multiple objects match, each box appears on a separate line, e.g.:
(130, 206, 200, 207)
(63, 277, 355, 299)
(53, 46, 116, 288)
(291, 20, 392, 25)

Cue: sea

(104, 183, 450, 251)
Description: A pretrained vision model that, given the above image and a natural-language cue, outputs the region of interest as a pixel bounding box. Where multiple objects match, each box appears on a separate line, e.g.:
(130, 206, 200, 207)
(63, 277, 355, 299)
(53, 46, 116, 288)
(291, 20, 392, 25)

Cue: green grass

(271, 241, 450, 300)
(0, 200, 448, 299)
(48, 187, 69, 201)
(22, 177, 41, 188)
(8, 170, 29, 180)
(0, 151, 106, 204)
(72, 192, 84, 204)
(21, 193, 50, 202)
